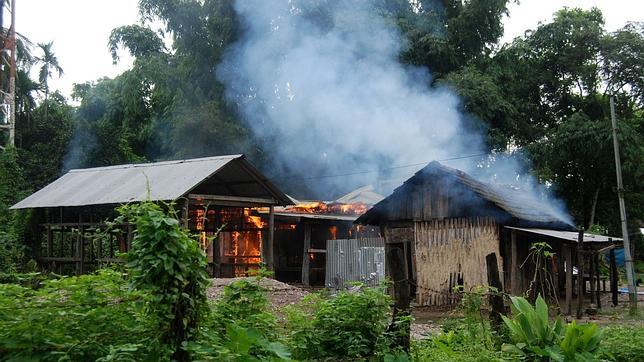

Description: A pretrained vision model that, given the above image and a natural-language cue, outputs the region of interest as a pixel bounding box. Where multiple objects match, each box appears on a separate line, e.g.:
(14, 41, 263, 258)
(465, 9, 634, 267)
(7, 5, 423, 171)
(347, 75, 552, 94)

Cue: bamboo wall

(414, 217, 501, 306)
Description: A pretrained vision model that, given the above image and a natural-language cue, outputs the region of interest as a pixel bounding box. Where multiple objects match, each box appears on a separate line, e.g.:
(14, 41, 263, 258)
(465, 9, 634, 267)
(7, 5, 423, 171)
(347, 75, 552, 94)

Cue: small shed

(268, 185, 383, 285)
(12, 155, 292, 276)
(356, 161, 621, 312)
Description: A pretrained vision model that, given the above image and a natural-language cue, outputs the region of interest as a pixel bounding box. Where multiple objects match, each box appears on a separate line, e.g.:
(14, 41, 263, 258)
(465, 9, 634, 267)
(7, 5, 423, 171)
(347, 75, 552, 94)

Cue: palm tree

(35, 42, 63, 121)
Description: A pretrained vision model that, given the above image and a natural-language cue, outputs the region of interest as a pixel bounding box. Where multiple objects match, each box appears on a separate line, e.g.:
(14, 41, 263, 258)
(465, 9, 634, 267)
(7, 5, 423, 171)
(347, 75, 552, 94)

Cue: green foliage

(188, 277, 291, 361)
(501, 295, 603, 361)
(559, 320, 602, 361)
(285, 285, 393, 360)
(501, 295, 564, 358)
(598, 325, 644, 361)
(0, 269, 160, 361)
(116, 200, 210, 360)
(411, 328, 513, 362)
(0, 147, 29, 273)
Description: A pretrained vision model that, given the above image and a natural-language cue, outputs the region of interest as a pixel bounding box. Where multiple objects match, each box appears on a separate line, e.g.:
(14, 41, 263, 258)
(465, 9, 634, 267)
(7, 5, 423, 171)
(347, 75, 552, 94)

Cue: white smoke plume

(217, 0, 573, 225)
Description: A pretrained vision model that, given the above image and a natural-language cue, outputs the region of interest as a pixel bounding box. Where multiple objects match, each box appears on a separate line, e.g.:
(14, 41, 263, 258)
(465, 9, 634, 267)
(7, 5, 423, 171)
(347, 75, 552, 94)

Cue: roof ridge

(68, 154, 243, 174)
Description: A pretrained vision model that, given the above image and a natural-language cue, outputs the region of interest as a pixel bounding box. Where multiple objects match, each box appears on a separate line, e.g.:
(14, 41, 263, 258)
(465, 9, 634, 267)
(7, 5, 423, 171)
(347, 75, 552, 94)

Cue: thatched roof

(356, 161, 575, 231)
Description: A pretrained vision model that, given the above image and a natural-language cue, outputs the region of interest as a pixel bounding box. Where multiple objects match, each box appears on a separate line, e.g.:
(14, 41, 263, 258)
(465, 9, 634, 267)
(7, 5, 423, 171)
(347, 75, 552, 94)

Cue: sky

(16, 0, 644, 99)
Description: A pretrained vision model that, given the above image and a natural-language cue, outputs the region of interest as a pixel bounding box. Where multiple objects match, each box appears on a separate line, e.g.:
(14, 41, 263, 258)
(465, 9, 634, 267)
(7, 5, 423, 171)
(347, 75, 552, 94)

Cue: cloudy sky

(17, 0, 644, 98)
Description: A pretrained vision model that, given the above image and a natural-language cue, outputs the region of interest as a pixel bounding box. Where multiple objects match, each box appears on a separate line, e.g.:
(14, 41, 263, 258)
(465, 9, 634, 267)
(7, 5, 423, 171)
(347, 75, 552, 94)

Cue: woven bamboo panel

(414, 217, 501, 306)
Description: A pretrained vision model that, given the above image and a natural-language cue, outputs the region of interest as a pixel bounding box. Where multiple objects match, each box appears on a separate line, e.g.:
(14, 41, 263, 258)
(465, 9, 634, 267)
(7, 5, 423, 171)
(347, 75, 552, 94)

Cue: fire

(286, 201, 368, 215)
(329, 226, 337, 240)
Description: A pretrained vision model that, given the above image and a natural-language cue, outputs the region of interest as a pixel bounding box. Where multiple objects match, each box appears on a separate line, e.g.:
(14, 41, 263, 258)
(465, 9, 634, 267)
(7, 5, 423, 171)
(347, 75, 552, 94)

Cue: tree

(487, 8, 644, 233)
(35, 42, 63, 122)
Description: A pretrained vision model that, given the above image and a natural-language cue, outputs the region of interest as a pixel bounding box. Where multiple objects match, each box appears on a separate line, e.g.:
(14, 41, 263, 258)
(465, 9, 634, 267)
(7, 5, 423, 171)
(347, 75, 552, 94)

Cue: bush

(411, 321, 510, 361)
(117, 200, 210, 361)
(285, 285, 393, 360)
(0, 269, 160, 361)
(598, 325, 644, 361)
(502, 295, 602, 361)
(187, 276, 291, 361)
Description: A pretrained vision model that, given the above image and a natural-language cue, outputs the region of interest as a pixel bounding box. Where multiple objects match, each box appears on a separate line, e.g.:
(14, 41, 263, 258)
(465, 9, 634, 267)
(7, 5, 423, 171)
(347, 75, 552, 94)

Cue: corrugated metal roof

(12, 155, 292, 209)
(357, 161, 575, 230)
(505, 227, 622, 243)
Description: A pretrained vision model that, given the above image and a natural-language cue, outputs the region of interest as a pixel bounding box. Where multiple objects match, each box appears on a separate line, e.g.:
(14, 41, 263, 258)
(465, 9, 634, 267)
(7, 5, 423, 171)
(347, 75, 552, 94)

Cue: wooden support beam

(262, 206, 275, 271)
(486, 252, 505, 331)
(576, 229, 585, 319)
(47, 225, 53, 258)
(79, 224, 85, 274)
(589, 253, 596, 304)
(610, 249, 618, 307)
(565, 245, 573, 315)
(188, 194, 277, 206)
(510, 230, 520, 294)
(386, 244, 411, 352)
(301, 223, 311, 285)
(595, 253, 602, 309)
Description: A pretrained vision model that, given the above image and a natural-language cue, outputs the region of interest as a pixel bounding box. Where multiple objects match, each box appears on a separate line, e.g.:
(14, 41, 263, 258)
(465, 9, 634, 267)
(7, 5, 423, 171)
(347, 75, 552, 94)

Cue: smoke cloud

(217, 0, 572, 225)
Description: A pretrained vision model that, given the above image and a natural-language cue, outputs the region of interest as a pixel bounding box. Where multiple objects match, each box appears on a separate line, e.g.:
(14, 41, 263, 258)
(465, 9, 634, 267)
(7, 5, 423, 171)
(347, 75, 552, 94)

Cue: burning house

(11, 155, 292, 277)
(356, 161, 621, 312)
(269, 185, 383, 285)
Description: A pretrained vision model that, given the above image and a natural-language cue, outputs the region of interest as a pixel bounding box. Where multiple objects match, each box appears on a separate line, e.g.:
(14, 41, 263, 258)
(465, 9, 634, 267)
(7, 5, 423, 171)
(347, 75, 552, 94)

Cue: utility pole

(0, 0, 16, 150)
(610, 96, 638, 314)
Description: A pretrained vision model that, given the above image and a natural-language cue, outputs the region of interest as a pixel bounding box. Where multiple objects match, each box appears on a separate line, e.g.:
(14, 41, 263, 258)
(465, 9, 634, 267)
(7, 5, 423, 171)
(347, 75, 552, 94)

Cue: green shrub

(285, 285, 392, 360)
(187, 276, 291, 361)
(598, 325, 644, 361)
(0, 269, 160, 361)
(411, 322, 510, 362)
(502, 295, 603, 361)
(117, 200, 210, 361)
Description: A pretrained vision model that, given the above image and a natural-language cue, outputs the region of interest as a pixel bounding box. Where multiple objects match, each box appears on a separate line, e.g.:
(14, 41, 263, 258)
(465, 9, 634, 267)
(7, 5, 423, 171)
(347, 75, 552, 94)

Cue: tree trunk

(588, 184, 601, 228)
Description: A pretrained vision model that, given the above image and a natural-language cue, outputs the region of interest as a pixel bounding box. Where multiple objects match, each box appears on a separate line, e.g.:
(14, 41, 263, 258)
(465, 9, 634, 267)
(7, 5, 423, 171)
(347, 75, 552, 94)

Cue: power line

(276, 152, 489, 181)
(273, 127, 612, 182)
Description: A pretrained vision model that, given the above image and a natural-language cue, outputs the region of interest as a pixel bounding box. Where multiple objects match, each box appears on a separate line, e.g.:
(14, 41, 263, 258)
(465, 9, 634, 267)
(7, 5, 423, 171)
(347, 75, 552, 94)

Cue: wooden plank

(565, 245, 573, 315)
(301, 223, 311, 286)
(188, 194, 277, 206)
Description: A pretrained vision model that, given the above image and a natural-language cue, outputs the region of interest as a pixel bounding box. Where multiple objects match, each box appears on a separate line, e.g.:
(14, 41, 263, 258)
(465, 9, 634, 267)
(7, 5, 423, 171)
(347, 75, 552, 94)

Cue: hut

(269, 185, 383, 285)
(356, 161, 621, 312)
(11, 155, 292, 277)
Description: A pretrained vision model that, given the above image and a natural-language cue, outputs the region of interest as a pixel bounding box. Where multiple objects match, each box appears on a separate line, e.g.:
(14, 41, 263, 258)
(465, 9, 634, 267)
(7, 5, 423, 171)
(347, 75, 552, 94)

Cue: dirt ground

(207, 278, 441, 339)
(207, 278, 642, 340)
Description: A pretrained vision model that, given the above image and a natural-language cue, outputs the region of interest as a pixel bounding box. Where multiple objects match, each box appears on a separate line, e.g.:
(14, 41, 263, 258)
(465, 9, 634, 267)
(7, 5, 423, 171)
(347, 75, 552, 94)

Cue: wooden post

(386, 244, 411, 352)
(301, 223, 311, 285)
(486, 253, 505, 330)
(595, 253, 602, 309)
(589, 252, 596, 305)
(576, 229, 585, 319)
(79, 224, 85, 274)
(609, 249, 618, 307)
(47, 225, 53, 257)
(181, 198, 189, 229)
(264, 205, 275, 272)
(510, 230, 520, 294)
(565, 245, 573, 315)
